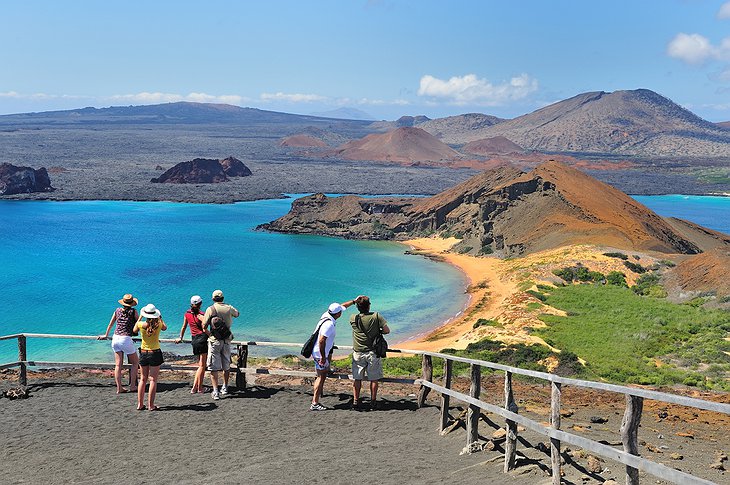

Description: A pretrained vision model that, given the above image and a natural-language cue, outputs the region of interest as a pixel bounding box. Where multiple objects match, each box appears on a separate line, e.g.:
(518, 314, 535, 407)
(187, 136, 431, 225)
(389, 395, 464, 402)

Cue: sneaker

(220, 385, 229, 396)
(309, 403, 327, 411)
(212, 390, 220, 401)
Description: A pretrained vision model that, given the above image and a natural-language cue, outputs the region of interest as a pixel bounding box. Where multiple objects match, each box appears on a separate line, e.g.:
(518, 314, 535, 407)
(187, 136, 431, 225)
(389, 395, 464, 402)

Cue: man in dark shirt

(349, 296, 390, 410)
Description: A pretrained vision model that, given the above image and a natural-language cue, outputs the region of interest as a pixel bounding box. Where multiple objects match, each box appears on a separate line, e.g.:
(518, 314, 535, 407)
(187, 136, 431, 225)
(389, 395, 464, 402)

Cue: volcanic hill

(328, 127, 460, 163)
(462, 136, 523, 156)
(667, 249, 730, 297)
(425, 89, 730, 157)
(417, 113, 505, 143)
(261, 161, 728, 257)
(280, 134, 328, 148)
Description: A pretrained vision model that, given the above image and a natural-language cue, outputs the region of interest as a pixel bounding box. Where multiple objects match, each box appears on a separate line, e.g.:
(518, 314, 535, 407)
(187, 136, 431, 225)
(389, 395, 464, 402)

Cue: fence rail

(1, 332, 727, 485)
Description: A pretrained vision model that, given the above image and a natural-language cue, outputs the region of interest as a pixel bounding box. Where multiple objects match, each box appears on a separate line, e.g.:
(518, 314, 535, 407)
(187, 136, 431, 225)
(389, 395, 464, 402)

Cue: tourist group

(98, 291, 390, 412)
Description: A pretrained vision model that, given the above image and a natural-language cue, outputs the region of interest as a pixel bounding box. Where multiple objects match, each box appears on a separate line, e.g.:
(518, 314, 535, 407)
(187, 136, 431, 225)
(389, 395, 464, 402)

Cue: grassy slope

(536, 285, 730, 389)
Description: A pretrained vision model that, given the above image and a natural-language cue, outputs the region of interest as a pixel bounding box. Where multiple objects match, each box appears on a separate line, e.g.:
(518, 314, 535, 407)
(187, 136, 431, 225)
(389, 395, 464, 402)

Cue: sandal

(136, 405, 146, 411)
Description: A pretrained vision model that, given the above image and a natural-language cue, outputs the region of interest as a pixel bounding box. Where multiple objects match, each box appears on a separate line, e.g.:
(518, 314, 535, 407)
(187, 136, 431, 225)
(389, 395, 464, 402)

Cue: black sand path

(1, 376, 554, 485)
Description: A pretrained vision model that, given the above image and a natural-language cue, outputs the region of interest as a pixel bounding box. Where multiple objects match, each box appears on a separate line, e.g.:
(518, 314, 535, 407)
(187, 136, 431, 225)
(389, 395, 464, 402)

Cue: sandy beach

(399, 238, 667, 355)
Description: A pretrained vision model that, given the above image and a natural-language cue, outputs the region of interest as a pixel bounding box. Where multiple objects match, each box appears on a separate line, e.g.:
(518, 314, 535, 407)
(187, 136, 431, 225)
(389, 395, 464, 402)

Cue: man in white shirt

(310, 298, 357, 411)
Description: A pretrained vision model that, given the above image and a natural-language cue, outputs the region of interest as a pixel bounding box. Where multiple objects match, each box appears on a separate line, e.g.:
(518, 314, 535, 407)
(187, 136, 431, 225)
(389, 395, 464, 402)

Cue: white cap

(328, 303, 344, 315)
(212, 289, 224, 300)
(190, 295, 203, 305)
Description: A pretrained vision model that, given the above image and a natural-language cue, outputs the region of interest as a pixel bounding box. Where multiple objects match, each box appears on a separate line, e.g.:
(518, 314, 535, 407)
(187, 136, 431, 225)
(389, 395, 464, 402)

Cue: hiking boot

(351, 400, 360, 411)
(309, 403, 327, 411)
(212, 389, 220, 401)
(220, 385, 229, 396)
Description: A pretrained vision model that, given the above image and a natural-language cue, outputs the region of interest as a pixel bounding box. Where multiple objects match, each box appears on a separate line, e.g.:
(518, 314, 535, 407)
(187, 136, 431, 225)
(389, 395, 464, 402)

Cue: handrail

(2, 332, 728, 414)
(2, 331, 727, 485)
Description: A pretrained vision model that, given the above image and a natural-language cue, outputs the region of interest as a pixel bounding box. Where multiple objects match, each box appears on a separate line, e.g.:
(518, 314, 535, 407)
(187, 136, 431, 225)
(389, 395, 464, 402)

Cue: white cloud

(718, 2, 730, 19)
(259, 92, 327, 103)
(417, 73, 538, 105)
(106, 92, 246, 105)
(667, 33, 715, 64)
(0, 91, 86, 100)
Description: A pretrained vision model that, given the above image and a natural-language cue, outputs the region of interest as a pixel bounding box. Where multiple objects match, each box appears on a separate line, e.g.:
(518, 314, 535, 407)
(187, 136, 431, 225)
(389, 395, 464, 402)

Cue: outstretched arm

(98, 312, 116, 339)
(175, 318, 188, 343)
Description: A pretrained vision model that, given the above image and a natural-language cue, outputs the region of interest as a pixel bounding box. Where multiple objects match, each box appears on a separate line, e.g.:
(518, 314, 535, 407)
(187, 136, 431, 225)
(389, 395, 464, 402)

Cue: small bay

(0, 197, 469, 363)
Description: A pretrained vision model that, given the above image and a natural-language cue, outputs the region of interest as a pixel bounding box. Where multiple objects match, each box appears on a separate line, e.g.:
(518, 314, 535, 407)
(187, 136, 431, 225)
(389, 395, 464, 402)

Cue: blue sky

(2, 0, 730, 121)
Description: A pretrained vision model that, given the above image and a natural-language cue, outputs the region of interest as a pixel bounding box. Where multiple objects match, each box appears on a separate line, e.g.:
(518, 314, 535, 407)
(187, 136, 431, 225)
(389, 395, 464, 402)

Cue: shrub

(479, 244, 493, 255)
(553, 267, 575, 282)
(526, 290, 547, 302)
(603, 252, 629, 260)
(624, 261, 646, 273)
(473, 318, 500, 329)
(606, 271, 627, 286)
(536, 284, 554, 292)
(457, 246, 473, 254)
(659, 260, 676, 267)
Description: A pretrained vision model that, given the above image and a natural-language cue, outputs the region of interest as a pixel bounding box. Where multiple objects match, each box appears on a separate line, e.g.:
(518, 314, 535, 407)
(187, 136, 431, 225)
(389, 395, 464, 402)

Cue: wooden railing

(1, 332, 728, 485)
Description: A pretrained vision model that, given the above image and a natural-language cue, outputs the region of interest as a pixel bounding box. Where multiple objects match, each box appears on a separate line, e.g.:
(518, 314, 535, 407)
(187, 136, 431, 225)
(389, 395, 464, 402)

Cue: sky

(1, 0, 730, 121)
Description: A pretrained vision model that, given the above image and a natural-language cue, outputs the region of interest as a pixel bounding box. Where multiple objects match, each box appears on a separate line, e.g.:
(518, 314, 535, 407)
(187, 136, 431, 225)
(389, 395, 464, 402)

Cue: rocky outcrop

(669, 249, 730, 297)
(261, 161, 726, 257)
(220, 156, 252, 177)
(0, 163, 54, 195)
(151, 157, 251, 183)
(279, 135, 328, 148)
(462, 136, 523, 156)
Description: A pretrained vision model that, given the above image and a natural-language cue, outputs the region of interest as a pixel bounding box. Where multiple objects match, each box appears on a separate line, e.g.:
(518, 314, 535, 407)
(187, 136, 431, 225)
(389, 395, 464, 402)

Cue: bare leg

(127, 352, 139, 392)
(370, 380, 379, 402)
(113, 351, 125, 393)
(312, 369, 328, 404)
(210, 370, 219, 391)
(137, 366, 149, 409)
(353, 380, 362, 403)
(194, 354, 207, 392)
(223, 370, 230, 387)
(148, 366, 160, 409)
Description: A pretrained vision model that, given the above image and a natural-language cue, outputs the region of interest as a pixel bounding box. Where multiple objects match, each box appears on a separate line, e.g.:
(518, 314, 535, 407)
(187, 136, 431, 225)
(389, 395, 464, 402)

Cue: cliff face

(152, 157, 251, 183)
(0, 163, 54, 195)
(262, 161, 727, 257)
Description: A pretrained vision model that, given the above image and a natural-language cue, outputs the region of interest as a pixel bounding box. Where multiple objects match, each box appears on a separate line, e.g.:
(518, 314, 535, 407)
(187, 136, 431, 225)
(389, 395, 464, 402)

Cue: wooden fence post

(504, 371, 518, 472)
(550, 381, 562, 485)
(18, 335, 27, 387)
(467, 363, 481, 447)
(621, 394, 644, 485)
(439, 359, 453, 433)
(417, 354, 433, 408)
(236, 344, 248, 391)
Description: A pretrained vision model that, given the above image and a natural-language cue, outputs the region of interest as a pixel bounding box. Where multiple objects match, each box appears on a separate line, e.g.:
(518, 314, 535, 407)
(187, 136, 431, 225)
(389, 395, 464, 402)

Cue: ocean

(0, 197, 469, 363)
(0, 194, 728, 364)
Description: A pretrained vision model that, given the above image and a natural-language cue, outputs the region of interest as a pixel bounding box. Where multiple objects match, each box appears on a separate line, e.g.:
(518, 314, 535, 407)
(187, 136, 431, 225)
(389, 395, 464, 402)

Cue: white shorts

(207, 340, 231, 371)
(352, 351, 383, 381)
(111, 335, 136, 355)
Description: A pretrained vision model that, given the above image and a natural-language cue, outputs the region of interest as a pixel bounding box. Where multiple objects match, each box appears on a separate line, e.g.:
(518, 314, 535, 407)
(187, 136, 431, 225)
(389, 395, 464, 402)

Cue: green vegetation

(526, 289, 548, 302)
(659, 259, 676, 268)
(534, 284, 730, 390)
(603, 252, 629, 260)
(632, 273, 667, 298)
(606, 271, 628, 287)
(479, 244, 493, 255)
(552, 266, 605, 283)
(623, 260, 646, 273)
(473, 318, 501, 329)
(457, 245, 473, 254)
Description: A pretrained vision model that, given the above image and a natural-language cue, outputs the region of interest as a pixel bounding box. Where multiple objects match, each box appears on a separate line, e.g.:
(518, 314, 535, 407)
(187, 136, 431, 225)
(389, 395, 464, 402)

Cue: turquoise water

(1, 194, 728, 364)
(633, 195, 730, 234)
(0, 198, 469, 363)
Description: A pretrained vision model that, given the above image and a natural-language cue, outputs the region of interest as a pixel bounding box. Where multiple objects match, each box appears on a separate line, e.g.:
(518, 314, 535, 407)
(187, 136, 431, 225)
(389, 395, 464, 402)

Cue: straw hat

(118, 294, 138, 307)
(140, 303, 161, 319)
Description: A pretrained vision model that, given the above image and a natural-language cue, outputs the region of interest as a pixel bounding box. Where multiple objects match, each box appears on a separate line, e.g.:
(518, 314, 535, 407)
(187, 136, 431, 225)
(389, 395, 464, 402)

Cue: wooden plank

(621, 395, 644, 485)
(6, 333, 728, 415)
(417, 354, 432, 408)
(18, 335, 27, 387)
(550, 382, 562, 485)
(440, 359, 453, 433)
(420, 380, 714, 485)
(0, 334, 23, 342)
(467, 363, 481, 448)
(236, 344, 248, 390)
(504, 371, 518, 472)
(0, 361, 20, 370)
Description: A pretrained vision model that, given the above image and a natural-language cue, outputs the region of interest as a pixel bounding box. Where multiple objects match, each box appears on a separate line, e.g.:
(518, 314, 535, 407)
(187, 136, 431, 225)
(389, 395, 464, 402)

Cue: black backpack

(210, 306, 232, 341)
(301, 317, 328, 358)
(355, 313, 388, 358)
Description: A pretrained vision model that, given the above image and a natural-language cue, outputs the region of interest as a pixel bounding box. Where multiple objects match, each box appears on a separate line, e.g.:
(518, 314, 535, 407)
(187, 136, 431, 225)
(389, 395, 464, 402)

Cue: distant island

(0, 88, 728, 202)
